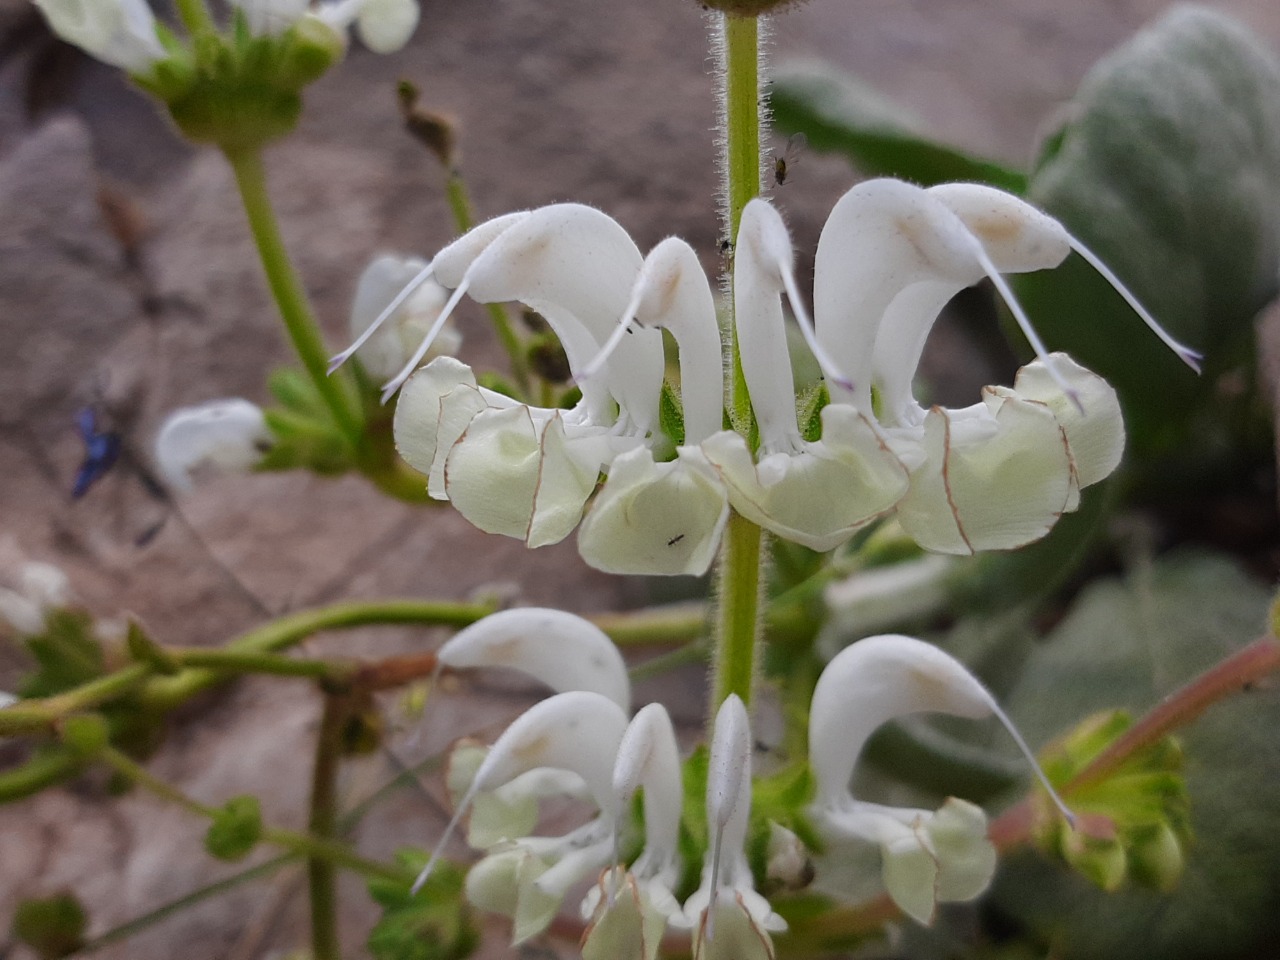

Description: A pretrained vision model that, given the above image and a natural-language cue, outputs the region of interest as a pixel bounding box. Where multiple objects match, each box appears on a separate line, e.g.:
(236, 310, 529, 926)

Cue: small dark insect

(667, 534, 685, 546)
(772, 132, 807, 186)
(72, 406, 122, 499)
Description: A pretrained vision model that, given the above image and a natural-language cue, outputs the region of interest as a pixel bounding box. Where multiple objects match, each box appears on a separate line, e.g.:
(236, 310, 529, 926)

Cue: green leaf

(992, 550, 1280, 960)
(1014, 6, 1280, 454)
(19, 610, 103, 699)
(258, 408, 352, 475)
(12, 893, 87, 959)
(367, 851, 477, 960)
(769, 61, 1028, 192)
(204, 795, 263, 862)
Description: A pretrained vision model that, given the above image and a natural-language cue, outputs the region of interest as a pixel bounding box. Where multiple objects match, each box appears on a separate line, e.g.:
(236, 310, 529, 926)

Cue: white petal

(734, 199, 802, 453)
(354, 0, 418, 52)
(34, 0, 165, 72)
(926, 183, 1071, 274)
(808, 635, 993, 808)
(814, 180, 978, 414)
(472, 691, 630, 813)
(894, 392, 1073, 555)
(437, 607, 630, 710)
(928, 798, 997, 903)
(578, 446, 729, 576)
(1013, 354, 1124, 499)
(154, 399, 270, 492)
(231, 0, 309, 34)
(456, 204, 664, 433)
(699, 406, 908, 552)
(627, 238, 725, 444)
(613, 704, 684, 871)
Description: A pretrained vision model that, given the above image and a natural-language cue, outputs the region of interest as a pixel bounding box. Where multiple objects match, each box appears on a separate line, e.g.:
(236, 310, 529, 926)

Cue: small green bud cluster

(137, 15, 344, 151)
(1035, 711, 1190, 893)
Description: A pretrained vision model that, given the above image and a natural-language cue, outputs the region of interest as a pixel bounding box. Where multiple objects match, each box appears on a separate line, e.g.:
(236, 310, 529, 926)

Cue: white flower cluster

(30, 0, 418, 74)
(419, 609, 1072, 957)
(376, 179, 1197, 575)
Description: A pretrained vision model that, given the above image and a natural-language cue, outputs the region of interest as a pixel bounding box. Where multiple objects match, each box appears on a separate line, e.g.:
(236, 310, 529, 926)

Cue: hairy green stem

(226, 149, 363, 447)
(713, 512, 765, 709)
(0, 665, 151, 734)
(308, 697, 347, 960)
(709, 13, 767, 715)
(0, 748, 85, 803)
(722, 13, 761, 436)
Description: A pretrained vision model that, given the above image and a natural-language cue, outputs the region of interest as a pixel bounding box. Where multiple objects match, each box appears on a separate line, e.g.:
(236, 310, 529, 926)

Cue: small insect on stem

(773, 132, 807, 187)
(667, 534, 685, 546)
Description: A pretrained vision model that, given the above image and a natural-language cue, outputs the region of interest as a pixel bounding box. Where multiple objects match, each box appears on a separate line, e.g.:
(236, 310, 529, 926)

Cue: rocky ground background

(2, 0, 1279, 957)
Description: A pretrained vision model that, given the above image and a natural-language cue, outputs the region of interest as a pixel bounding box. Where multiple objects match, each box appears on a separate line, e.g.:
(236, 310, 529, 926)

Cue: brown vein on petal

(936, 408, 974, 554)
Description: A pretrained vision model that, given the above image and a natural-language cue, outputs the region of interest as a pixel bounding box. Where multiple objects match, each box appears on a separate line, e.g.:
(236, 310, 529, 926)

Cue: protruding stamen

(577, 284, 644, 385)
(966, 236, 1085, 416)
(990, 700, 1076, 828)
(411, 777, 479, 894)
(777, 257, 855, 393)
(380, 279, 471, 404)
(1068, 237, 1203, 373)
(328, 261, 436, 374)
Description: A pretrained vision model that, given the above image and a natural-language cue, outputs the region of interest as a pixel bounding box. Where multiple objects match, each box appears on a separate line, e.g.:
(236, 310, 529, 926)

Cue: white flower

(0, 549, 71, 637)
(342, 255, 461, 381)
(420, 608, 688, 952)
(154, 398, 272, 492)
(231, 0, 419, 52)
(33, 0, 166, 73)
(383, 205, 732, 566)
(678, 695, 785, 960)
(810, 179, 1194, 554)
(375, 179, 1193, 570)
(807, 634, 1073, 924)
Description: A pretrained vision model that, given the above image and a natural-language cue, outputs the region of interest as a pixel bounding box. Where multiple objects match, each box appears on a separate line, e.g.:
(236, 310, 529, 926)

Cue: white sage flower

(33, 0, 166, 73)
(808, 634, 1073, 925)
(154, 398, 272, 492)
(419, 691, 631, 943)
(678, 695, 785, 960)
(0, 544, 71, 638)
(810, 179, 1194, 554)
(345, 255, 461, 380)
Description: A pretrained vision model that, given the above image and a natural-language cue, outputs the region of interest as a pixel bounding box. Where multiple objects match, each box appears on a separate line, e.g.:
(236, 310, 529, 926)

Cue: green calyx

(136, 15, 344, 152)
(699, 0, 807, 17)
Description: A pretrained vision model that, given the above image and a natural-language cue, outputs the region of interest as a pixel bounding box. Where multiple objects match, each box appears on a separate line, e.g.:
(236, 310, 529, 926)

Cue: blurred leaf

(1015, 6, 1280, 455)
(770, 61, 1028, 192)
(259, 407, 352, 475)
(12, 893, 87, 958)
(19, 610, 103, 699)
(367, 851, 477, 960)
(204, 795, 263, 862)
(992, 550, 1280, 960)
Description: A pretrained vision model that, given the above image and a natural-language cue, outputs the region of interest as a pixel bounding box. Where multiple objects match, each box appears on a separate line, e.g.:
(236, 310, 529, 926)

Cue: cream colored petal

(527, 415, 604, 547)
(929, 798, 997, 903)
(442, 405, 544, 541)
(895, 393, 1072, 555)
(354, 0, 418, 52)
(881, 823, 941, 926)
(582, 870, 664, 960)
(578, 447, 729, 576)
(1014, 354, 1124, 495)
(692, 898, 777, 960)
(392, 356, 480, 485)
(700, 406, 908, 552)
